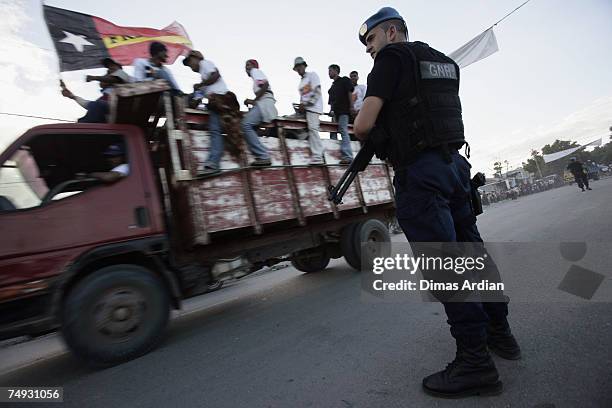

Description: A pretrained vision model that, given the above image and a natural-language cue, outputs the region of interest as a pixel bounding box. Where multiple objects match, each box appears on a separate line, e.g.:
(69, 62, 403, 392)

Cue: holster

(470, 172, 486, 217)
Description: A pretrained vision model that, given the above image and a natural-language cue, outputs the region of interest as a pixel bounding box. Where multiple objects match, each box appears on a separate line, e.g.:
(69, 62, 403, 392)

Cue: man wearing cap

(327, 64, 354, 164)
(183, 50, 237, 176)
(293, 57, 325, 165)
(133, 42, 181, 93)
(88, 144, 130, 183)
(86, 58, 133, 86)
(353, 7, 520, 398)
(241, 59, 277, 166)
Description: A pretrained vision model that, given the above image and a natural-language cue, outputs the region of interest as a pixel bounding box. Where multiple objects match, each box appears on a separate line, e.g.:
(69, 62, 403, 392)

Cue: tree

(541, 139, 580, 155)
(587, 139, 612, 164)
(522, 149, 545, 177)
(521, 136, 612, 179)
(522, 139, 581, 178)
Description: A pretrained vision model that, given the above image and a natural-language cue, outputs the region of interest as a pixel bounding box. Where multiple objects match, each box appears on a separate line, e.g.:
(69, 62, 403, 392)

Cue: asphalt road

(1, 178, 611, 408)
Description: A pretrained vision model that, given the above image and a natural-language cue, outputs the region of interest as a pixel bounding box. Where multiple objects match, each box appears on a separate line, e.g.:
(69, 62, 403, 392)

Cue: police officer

(567, 157, 591, 191)
(353, 7, 521, 398)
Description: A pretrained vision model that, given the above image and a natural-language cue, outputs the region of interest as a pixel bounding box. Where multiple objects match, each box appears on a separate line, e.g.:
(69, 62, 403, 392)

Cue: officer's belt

(392, 145, 463, 171)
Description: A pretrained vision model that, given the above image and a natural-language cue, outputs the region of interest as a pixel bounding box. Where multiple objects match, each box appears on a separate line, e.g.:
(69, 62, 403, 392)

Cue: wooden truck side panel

(178, 127, 393, 244)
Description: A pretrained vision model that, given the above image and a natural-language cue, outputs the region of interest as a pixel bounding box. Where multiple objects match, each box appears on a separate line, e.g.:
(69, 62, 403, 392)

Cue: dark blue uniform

(393, 148, 509, 341)
(361, 10, 520, 394)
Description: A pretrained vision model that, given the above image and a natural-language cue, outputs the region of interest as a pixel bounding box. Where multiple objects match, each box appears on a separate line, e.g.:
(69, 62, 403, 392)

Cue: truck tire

(343, 219, 391, 271)
(291, 247, 331, 273)
(341, 222, 361, 270)
(61, 264, 170, 367)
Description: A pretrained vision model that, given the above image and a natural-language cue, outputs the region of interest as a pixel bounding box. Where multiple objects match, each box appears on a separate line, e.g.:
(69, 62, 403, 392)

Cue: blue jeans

(204, 111, 224, 169)
(394, 149, 508, 343)
(240, 106, 270, 160)
(330, 114, 353, 160)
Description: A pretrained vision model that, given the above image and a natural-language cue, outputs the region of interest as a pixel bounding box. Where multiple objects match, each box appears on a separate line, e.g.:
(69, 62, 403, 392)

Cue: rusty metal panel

(360, 165, 394, 205)
(196, 173, 251, 232)
(188, 131, 249, 233)
(244, 137, 297, 224)
(250, 168, 296, 224)
(323, 140, 361, 210)
(285, 138, 333, 217)
(180, 123, 394, 241)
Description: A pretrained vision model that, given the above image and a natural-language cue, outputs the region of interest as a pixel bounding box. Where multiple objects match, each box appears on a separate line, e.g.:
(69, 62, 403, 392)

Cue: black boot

(423, 339, 503, 398)
(487, 320, 521, 360)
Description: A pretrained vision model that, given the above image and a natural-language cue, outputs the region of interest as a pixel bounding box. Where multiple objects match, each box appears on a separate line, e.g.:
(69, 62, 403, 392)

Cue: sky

(0, 0, 611, 175)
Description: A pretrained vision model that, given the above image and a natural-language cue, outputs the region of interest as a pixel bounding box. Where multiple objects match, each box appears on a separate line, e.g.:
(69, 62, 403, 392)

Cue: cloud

(0, 0, 100, 151)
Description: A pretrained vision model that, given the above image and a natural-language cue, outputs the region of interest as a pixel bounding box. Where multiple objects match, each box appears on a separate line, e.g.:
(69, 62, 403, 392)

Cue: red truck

(0, 81, 395, 366)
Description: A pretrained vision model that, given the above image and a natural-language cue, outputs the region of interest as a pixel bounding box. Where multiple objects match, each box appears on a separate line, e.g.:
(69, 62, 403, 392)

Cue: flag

(43, 5, 192, 72)
(448, 28, 499, 69)
(542, 138, 603, 163)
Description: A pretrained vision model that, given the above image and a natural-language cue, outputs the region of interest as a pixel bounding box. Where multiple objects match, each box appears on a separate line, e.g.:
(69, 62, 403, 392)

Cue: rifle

(328, 139, 375, 204)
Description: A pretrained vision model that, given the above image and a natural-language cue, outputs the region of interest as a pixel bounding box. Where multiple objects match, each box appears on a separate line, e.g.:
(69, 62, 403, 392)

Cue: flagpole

(41, 0, 65, 89)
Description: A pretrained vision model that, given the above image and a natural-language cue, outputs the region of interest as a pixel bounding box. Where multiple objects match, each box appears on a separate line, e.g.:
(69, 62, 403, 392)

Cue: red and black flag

(43, 5, 192, 72)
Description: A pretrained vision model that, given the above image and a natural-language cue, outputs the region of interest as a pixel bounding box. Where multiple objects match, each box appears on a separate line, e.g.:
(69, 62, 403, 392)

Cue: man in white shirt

(242, 59, 278, 166)
(293, 57, 325, 165)
(183, 50, 231, 176)
(350, 70, 367, 119)
(133, 42, 181, 93)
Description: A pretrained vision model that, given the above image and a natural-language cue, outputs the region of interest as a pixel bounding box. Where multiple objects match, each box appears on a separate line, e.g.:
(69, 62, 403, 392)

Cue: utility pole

(534, 156, 544, 179)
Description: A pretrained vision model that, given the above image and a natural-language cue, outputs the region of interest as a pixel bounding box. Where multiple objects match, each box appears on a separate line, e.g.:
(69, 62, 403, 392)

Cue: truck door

(0, 128, 156, 289)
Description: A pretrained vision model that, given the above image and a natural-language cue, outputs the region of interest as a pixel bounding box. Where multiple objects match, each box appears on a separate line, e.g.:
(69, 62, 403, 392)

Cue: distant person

(327, 64, 354, 164)
(293, 57, 325, 165)
(567, 157, 591, 191)
(133, 42, 181, 93)
(350, 70, 367, 119)
(241, 59, 278, 166)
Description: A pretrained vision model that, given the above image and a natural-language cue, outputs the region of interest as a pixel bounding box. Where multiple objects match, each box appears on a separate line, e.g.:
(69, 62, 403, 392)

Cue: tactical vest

(376, 42, 465, 167)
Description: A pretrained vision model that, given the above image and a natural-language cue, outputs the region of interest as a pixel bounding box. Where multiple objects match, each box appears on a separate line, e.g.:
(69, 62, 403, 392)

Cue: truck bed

(171, 110, 395, 245)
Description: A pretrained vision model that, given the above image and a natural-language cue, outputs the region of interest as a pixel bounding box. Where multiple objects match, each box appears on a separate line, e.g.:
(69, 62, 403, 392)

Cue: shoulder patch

(420, 61, 457, 80)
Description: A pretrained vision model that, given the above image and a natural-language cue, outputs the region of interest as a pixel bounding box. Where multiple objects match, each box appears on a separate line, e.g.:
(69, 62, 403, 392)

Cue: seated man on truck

(133, 42, 182, 94)
(87, 144, 130, 183)
(60, 58, 132, 123)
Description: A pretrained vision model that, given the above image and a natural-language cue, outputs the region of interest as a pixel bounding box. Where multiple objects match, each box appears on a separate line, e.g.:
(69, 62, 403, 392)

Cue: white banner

(542, 137, 603, 163)
(448, 28, 499, 68)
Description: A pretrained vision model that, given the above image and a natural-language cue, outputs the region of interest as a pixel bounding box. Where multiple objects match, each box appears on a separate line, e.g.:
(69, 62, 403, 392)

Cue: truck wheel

(291, 247, 331, 273)
(341, 222, 361, 270)
(61, 264, 170, 367)
(343, 219, 391, 271)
